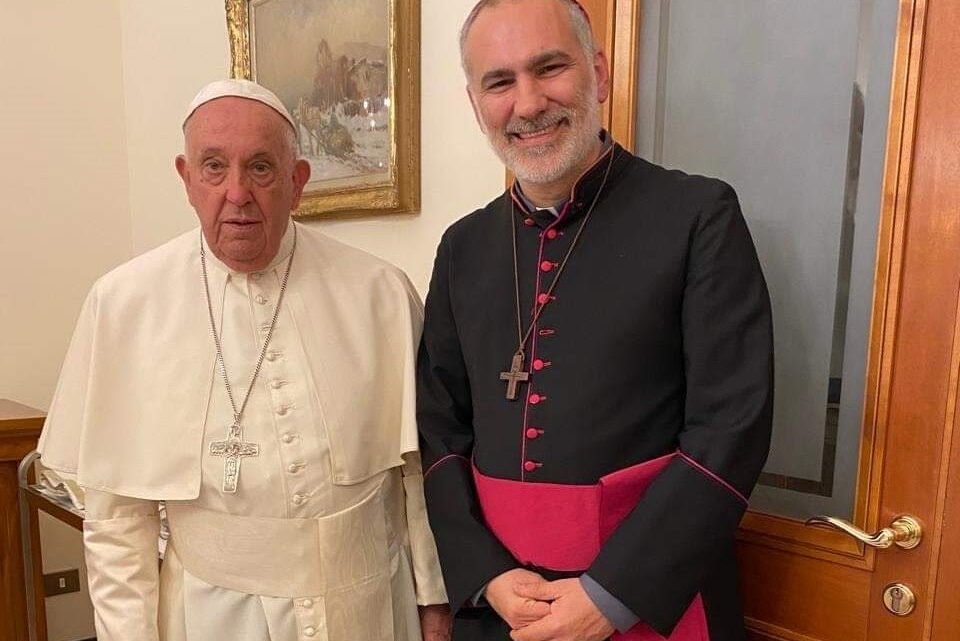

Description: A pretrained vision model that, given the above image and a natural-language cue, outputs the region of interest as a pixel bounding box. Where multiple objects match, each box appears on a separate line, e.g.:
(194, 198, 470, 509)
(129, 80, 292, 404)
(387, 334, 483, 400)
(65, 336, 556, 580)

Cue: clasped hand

(485, 569, 615, 641)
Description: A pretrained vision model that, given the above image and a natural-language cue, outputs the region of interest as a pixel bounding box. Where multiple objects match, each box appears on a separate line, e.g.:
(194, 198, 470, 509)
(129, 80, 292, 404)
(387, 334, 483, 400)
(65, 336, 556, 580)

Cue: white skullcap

(183, 78, 297, 133)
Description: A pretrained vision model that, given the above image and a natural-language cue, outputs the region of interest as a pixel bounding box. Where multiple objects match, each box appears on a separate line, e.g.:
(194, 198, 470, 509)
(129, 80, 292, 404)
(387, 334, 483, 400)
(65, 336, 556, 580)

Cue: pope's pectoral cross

(209, 425, 260, 494)
(500, 351, 530, 401)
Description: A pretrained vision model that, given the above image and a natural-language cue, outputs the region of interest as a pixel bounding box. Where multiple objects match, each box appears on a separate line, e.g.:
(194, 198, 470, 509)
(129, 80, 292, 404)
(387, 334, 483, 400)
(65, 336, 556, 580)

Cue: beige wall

(313, 0, 505, 291)
(2, 2, 500, 639)
(1, 3, 128, 638)
(120, 0, 503, 293)
(0, 0, 131, 413)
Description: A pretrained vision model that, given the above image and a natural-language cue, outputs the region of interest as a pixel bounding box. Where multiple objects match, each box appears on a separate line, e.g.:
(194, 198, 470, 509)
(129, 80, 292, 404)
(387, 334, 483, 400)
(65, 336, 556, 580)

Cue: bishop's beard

(486, 77, 603, 187)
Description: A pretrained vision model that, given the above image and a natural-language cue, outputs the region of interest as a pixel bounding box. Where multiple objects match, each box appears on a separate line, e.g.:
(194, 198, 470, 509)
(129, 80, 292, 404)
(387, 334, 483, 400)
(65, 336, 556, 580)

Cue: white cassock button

(300, 598, 313, 608)
(277, 406, 290, 416)
(255, 294, 268, 305)
(271, 380, 286, 389)
(260, 322, 272, 332)
(282, 433, 295, 444)
(292, 494, 306, 505)
(266, 351, 281, 362)
(250, 272, 263, 281)
(303, 626, 316, 637)
(287, 463, 303, 473)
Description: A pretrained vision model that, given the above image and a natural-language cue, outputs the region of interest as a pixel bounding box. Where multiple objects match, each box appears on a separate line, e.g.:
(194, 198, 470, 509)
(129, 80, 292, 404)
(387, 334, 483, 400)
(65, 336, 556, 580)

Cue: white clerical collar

(514, 186, 564, 217)
(537, 205, 561, 218)
(201, 219, 297, 277)
(514, 131, 614, 217)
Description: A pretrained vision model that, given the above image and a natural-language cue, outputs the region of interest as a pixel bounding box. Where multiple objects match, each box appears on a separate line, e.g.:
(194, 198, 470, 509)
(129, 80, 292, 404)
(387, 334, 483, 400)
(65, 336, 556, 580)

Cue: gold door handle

(804, 514, 922, 549)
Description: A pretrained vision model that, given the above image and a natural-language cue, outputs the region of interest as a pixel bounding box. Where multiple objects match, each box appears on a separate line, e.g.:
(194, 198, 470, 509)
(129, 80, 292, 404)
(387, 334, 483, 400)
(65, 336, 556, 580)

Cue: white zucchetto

(183, 78, 296, 133)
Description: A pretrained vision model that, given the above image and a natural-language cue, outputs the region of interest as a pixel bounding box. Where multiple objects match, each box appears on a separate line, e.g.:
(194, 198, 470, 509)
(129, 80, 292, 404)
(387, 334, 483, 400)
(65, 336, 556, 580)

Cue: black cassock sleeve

(587, 183, 774, 636)
(417, 233, 519, 613)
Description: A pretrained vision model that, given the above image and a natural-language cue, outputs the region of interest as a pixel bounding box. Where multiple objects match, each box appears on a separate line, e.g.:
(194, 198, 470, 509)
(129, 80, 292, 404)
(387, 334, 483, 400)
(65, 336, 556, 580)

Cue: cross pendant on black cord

(500, 351, 530, 400)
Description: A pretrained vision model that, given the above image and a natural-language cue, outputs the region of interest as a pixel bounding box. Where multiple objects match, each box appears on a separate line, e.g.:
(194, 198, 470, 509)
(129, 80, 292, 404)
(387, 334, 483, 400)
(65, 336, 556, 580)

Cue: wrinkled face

(176, 97, 310, 272)
(463, 0, 609, 185)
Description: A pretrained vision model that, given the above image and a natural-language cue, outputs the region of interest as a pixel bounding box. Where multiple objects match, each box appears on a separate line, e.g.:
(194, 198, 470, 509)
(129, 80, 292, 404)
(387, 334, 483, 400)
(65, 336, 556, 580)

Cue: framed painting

(226, 0, 420, 218)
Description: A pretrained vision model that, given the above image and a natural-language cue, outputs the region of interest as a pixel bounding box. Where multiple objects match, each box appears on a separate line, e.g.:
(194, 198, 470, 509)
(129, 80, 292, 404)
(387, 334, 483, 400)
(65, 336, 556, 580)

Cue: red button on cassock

(529, 393, 543, 405)
(532, 359, 545, 371)
(525, 428, 540, 439)
(524, 218, 535, 226)
(537, 293, 551, 305)
(540, 261, 555, 272)
(546, 229, 559, 240)
(523, 461, 539, 472)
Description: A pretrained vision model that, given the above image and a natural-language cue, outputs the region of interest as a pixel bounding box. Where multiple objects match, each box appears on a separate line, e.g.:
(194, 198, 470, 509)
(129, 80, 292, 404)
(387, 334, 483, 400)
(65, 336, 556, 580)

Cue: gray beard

(489, 91, 603, 186)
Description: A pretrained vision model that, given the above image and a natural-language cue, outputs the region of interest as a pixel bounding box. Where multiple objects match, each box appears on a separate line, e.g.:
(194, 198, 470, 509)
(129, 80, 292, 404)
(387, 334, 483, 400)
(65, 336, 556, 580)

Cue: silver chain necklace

(199, 225, 297, 493)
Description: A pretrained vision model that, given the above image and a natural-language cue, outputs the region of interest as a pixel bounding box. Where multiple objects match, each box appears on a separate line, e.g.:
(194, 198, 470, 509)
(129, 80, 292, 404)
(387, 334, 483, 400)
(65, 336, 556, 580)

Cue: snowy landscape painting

(251, 0, 392, 191)
(227, 0, 419, 217)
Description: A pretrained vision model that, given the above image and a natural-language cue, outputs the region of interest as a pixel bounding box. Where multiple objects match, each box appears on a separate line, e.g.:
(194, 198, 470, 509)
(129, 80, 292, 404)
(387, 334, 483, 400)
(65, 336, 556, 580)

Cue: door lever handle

(804, 514, 922, 549)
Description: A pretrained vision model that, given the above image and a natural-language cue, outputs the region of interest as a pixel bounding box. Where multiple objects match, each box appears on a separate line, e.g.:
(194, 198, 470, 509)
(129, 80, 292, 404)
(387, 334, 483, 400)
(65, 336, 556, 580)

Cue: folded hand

(485, 568, 553, 630)
(508, 578, 615, 641)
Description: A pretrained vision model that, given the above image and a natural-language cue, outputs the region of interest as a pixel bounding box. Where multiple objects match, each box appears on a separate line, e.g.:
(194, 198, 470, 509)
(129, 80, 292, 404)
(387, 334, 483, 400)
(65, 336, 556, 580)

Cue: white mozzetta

(40, 222, 446, 640)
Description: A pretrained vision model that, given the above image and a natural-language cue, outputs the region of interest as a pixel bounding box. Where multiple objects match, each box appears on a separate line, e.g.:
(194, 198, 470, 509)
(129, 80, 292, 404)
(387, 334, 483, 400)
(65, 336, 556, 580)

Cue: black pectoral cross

(500, 351, 530, 401)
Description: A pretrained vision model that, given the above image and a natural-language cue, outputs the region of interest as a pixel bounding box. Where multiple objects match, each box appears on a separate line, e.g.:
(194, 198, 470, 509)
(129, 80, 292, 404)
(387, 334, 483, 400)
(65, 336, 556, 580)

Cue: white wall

(1, 3, 128, 639)
(2, 0, 504, 420)
(314, 0, 505, 291)
(119, 0, 233, 256)
(120, 0, 503, 294)
(1, 2, 501, 639)
(0, 0, 132, 412)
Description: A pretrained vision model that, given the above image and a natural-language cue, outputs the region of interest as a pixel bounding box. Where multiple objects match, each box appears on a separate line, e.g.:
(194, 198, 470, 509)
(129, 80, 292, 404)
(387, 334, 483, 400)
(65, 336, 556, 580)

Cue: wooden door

(736, 0, 960, 638)
(577, 0, 639, 149)
(596, 0, 960, 639)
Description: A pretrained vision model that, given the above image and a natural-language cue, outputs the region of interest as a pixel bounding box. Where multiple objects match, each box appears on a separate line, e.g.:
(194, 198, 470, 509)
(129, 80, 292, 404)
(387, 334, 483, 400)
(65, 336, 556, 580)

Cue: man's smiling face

(463, 0, 608, 186)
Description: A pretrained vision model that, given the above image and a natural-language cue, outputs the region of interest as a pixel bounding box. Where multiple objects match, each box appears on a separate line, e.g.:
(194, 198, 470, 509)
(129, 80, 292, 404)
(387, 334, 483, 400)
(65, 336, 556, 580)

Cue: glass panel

(635, 0, 899, 519)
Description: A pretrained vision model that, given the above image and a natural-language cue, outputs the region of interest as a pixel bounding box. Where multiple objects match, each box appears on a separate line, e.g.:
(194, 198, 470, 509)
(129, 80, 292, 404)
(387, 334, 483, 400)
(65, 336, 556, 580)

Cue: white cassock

(38, 221, 448, 641)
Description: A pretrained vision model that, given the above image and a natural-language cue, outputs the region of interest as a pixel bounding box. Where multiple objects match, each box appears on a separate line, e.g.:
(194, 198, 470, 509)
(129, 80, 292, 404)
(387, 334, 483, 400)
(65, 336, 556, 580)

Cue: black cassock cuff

(423, 456, 519, 613)
(587, 458, 747, 637)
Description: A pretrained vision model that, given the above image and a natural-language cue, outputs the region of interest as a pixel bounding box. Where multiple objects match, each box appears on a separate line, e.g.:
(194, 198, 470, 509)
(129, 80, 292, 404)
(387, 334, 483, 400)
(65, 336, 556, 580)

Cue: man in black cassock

(416, 1, 773, 640)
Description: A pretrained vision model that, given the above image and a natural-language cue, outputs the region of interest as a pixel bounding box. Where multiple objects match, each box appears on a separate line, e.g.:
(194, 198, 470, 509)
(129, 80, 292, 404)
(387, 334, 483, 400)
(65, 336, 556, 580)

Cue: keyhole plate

(882, 583, 916, 616)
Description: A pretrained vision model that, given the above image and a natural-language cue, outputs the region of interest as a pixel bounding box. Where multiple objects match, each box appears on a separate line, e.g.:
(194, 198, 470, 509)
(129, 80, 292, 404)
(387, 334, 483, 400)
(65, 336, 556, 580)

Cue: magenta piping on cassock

(677, 451, 748, 505)
(424, 453, 468, 479)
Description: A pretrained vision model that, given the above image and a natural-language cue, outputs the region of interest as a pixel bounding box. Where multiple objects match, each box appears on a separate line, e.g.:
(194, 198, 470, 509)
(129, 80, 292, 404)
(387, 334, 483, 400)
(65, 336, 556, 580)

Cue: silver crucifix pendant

(209, 424, 260, 493)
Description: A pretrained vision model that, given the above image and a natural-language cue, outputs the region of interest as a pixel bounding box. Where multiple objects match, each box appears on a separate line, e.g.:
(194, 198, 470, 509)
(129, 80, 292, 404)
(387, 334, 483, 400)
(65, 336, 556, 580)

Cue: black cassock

(417, 140, 773, 641)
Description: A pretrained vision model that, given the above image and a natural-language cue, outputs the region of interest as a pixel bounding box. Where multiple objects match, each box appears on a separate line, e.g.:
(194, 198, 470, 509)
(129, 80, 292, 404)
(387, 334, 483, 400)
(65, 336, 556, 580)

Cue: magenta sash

(473, 452, 709, 641)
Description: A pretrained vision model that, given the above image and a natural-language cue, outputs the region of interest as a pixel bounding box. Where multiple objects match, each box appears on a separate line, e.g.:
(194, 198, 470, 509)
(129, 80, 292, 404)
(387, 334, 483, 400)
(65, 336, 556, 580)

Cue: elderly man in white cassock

(37, 79, 451, 641)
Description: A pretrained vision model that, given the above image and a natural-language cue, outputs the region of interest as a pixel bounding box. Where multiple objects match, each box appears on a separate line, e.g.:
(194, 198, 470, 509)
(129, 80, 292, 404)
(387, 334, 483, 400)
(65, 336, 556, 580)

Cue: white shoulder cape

(38, 224, 423, 499)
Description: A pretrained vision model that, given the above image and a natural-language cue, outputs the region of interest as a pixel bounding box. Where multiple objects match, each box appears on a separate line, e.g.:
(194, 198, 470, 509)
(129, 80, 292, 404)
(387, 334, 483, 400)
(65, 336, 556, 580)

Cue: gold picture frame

(226, 0, 420, 219)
